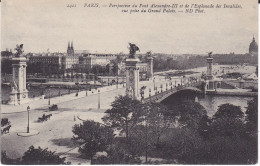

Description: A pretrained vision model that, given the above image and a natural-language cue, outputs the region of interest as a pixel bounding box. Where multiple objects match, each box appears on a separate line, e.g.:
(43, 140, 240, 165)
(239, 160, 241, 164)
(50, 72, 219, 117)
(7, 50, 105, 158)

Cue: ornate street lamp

(140, 88, 145, 101)
(98, 89, 100, 109)
(48, 86, 51, 105)
(27, 106, 30, 133)
(116, 75, 118, 88)
(153, 77, 155, 89)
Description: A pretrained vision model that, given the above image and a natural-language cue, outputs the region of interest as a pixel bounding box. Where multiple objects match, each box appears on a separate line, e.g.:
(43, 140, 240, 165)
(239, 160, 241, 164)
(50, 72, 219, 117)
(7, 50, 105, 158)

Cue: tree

(245, 97, 258, 134)
(1, 151, 20, 165)
(213, 103, 243, 120)
(22, 146, 69, 165)
(134, 102, 172, 146)
(72, 120, 114, 163)
(1, 59, 12, 74)
(2, 146, 70, 165)
(209, 104, 245, 138)
(158, 127, 206, 164)
(173, 100, 207, 130)
(102, 95, 142, 142)
(92, 142, 142, 164)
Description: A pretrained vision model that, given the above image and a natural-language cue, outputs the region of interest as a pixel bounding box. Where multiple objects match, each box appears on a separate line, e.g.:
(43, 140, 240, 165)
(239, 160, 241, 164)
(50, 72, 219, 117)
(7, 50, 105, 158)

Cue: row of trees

(2, 146, 70, 165)
(152, 53, 258, 72)
(213, 53, 258, 65)
(1, 96, 257, 164)
(71, 96, 258, 164)
(153, 55, 207, 72)
(1, 59, 119, 77)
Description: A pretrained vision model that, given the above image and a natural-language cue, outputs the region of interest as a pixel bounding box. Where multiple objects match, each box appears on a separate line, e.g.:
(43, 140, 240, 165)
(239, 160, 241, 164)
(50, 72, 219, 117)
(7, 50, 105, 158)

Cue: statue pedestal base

(9, 90, 18, 105)
(8, 90, 29, 105)
(126, 58, 140, 99)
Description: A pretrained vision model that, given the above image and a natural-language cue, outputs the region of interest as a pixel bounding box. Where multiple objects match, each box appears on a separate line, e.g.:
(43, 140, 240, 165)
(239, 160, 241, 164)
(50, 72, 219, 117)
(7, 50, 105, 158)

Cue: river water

(2, 84, 254, 116)
(198, 95, 252, 117)
(1, 85, 80, 102)
(161, 90, 253, 117)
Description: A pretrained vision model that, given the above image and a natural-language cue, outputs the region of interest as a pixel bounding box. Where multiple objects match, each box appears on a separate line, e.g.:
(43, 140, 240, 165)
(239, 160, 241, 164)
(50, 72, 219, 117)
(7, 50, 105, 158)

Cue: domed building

(249, 36, 258, 55)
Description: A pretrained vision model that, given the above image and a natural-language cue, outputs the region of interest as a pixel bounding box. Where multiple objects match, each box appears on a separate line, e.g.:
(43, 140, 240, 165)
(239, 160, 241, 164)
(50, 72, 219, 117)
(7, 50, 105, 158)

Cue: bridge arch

(159, 87, 203, 104)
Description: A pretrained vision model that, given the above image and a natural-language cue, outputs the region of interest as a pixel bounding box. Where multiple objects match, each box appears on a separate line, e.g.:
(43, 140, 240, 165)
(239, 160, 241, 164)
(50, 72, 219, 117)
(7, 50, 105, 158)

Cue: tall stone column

(206, 56, 213, 80)
(206, 52, 215, 90)
(146, 56, 153, 80)
(125, 58, 140, 99)
(9, 56, 29, 105)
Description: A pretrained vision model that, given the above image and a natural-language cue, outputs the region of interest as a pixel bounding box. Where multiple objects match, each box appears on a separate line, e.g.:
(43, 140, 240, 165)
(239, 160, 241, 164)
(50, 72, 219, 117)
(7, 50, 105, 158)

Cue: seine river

(161, 90, 253, 117)
(2, 84, 253, 116)
(1, 85, 80, 102)
(198, 95, 252, 117)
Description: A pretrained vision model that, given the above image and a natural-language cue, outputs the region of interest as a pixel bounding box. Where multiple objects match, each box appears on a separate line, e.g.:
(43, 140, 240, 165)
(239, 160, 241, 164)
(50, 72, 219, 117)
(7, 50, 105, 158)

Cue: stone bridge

(142, 81, 203, 103)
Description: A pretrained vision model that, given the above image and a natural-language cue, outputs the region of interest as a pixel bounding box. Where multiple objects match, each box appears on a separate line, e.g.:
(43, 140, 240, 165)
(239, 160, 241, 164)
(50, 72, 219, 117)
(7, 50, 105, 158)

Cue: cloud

(1, 0, 258, 54)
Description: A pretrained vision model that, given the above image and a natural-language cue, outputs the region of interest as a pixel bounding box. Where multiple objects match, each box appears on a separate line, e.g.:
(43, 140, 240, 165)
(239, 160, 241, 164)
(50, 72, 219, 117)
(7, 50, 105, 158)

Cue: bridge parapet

(143, 81, 203, 103)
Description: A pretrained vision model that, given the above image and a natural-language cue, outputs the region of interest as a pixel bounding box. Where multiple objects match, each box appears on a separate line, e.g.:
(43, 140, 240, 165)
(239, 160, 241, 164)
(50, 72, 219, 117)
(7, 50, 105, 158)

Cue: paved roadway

(1, 76, 182, 164)
(2, 64, 253, 163)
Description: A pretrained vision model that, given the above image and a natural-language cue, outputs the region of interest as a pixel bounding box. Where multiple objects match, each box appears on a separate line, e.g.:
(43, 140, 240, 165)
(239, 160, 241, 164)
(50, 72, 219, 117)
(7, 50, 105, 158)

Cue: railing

(143, 81, 203, 103)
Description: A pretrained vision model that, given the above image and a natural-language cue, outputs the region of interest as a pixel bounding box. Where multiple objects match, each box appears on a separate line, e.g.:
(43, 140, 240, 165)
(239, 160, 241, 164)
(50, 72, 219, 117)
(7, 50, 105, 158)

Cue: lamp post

(123, 76, 125, 87)
(48, 86, 51, 105)
(153, 77, 155, 90)
(98, 89, 100, 109)
(27, 106, 30, 133)
(149, 88, 151, 102)
(58, 86, 61, 96)
(86, 81, 88, 96)
(141, 90, 144, 101)
(116, 75, 118, 88)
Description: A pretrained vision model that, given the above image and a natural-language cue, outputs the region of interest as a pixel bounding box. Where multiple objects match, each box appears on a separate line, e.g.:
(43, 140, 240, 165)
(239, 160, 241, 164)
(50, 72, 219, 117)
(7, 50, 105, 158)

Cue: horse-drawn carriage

(49, 104, 58, 111)
(1, 118, 11, 134)
(37, 114, 52, 122)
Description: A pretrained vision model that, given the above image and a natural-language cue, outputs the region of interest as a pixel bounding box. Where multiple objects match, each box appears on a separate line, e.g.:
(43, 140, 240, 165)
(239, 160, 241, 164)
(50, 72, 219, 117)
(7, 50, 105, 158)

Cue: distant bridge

(143, 81, 203, 103)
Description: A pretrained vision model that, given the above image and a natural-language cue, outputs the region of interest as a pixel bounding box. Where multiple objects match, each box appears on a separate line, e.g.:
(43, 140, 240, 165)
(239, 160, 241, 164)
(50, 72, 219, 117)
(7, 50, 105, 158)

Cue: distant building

(249, 36, 258, 55)
(118, 58, 150, 80)
(1, 49, 13, 59)
(243, 73, 258, 80)
(79, 54, 116, 68)
(67, 41, 74, 56)
(29, 56, 62, 66)
(60, 41, 80, 70)
(61, 55, 79, 70)
(28, 56, 62, 74)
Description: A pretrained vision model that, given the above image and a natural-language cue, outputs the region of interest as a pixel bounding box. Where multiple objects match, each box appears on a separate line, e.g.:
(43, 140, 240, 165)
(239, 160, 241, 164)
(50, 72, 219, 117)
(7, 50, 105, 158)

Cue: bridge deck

(143, 81, 202, 103)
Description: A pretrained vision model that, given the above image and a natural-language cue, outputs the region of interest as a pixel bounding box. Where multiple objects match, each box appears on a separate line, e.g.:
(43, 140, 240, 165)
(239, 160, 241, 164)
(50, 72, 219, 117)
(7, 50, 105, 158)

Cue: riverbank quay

(206, 88, 257, 97)
(1, 83, 125, 114)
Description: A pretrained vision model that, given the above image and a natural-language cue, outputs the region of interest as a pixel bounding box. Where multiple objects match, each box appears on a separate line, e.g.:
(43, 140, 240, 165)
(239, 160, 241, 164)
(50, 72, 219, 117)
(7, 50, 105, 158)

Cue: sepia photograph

(1, 0, 258, 164)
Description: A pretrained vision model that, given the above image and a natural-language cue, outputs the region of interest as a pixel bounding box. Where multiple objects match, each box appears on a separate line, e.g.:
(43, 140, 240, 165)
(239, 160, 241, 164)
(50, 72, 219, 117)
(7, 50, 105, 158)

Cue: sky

(1, 0, 258, 54)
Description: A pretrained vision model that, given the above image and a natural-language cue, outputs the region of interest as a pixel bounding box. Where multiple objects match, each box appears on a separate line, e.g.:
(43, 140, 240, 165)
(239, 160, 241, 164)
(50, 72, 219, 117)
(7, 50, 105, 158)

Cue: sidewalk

(1, 77, 182, 114)
(1, 84, 126, 114)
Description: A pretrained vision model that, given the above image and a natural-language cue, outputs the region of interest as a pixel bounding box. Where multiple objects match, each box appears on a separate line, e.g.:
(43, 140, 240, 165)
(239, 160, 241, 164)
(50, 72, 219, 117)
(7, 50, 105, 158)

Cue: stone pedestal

(9, 56, 29, 105)
(125, 58, 140, 99)
(206, 57, 213, 80)
(146, 56, 153, 80)
(9, 89, 18, 105)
